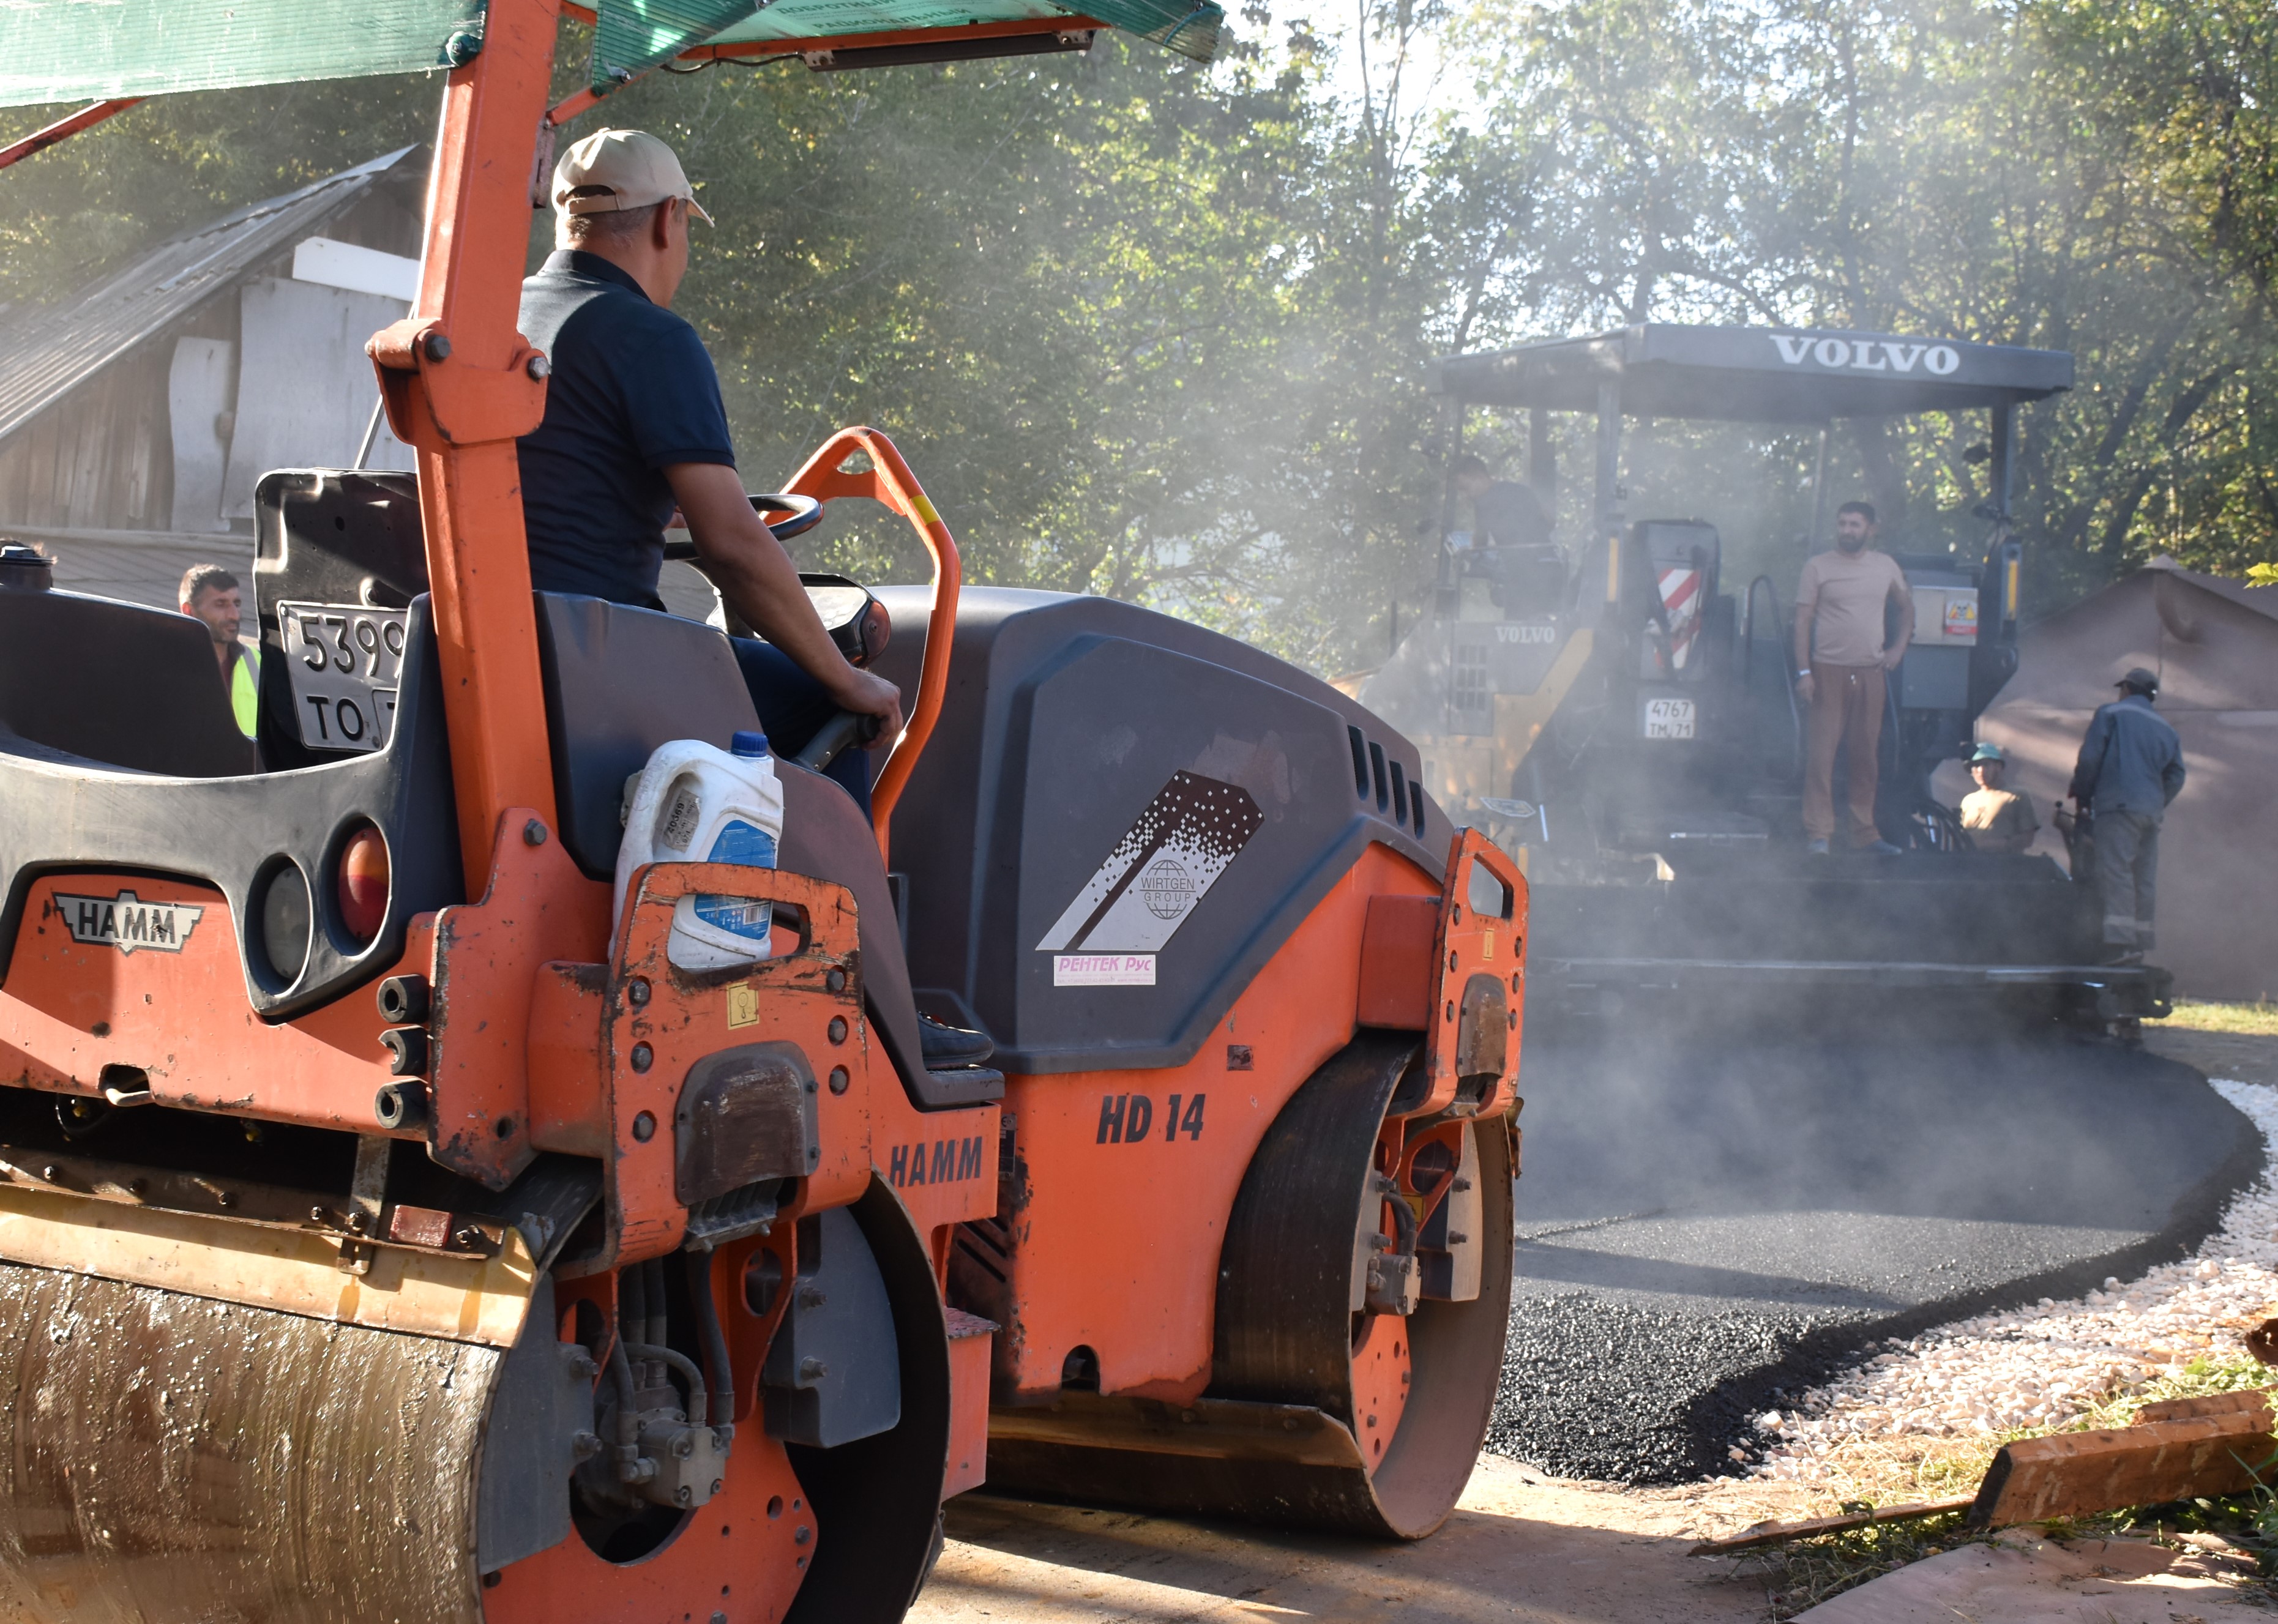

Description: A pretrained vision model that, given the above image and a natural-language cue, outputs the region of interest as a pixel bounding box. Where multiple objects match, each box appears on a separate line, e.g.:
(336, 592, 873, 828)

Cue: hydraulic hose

(1375, 1173, 1419, 1261)
(624, 1342, 709, 1428)
(607, 1327, 641, 1470)
(643, 1257, 668, 1350)
(620, 1261, 646, 1350)
(687, 1248, 736, 1428)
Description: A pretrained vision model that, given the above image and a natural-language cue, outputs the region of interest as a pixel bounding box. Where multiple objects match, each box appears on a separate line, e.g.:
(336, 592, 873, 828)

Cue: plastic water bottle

(614, 730, 785, 970)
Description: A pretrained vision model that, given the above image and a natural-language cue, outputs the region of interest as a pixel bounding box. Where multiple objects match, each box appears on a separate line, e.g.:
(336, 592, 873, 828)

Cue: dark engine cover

(870, 589, 1447, 1074)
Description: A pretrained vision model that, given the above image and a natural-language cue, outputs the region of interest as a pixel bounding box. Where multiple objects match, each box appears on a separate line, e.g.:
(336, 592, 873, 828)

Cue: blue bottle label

(692, 818, 778, 939)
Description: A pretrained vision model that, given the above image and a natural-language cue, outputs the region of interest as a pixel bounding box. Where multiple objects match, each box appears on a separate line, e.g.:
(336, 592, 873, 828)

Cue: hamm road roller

(0, 3, 1525, 1618)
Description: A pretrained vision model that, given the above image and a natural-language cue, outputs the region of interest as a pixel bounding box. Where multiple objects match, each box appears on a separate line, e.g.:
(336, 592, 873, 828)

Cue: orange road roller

(0, 4, 1526, 1620)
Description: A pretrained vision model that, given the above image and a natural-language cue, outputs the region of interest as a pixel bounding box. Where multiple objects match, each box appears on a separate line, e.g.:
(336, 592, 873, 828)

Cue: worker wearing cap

(1794, 501, 1913, 855)
(1956, 742, 2038, 855)
(515, 129, 902, 810)
(2067, 668, 2185, 963)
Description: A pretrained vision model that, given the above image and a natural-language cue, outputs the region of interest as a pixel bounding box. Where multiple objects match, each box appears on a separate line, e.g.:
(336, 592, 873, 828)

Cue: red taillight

(337, 825, 389, 943)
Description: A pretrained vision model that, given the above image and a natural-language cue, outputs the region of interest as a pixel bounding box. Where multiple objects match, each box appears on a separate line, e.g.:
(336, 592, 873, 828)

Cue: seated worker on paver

(1793, 501, 1913, 855)
(2069, 666, 2185, 966)
(1957, 742, 2039, 855)
(515, 128, 902, 814)
(179, 563, 260, 742)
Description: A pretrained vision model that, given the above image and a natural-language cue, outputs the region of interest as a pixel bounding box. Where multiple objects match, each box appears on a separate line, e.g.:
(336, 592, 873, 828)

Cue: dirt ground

(916, 1013, 2278, 1624)
(915, 1456, 1802, 1623)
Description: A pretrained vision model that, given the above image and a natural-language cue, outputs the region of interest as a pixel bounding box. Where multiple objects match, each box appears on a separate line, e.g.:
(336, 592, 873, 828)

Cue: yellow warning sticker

(1482, 931, 1495, 960)
(726, 982, 758, 1028)
(913, 494, 941, 527)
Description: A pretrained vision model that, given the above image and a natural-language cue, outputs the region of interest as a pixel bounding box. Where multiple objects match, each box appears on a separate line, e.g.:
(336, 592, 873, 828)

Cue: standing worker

(1793, 501, 1913, 855)
(2068, 667, 2184, 963)
(179, 563, 260, 740)
(1956, 742, 2039, 855)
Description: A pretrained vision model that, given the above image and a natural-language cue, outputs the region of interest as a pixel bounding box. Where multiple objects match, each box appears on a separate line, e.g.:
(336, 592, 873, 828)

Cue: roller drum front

(0, 1263, 499, 1624)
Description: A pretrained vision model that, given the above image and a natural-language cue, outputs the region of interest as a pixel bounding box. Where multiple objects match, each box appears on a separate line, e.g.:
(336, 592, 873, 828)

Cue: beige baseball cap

(552, 129, 713, 224)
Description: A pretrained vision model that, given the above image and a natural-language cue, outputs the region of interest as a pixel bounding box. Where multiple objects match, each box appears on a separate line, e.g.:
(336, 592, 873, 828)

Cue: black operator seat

(532, 594, 996, 1111)
(0, 546, 258, 777)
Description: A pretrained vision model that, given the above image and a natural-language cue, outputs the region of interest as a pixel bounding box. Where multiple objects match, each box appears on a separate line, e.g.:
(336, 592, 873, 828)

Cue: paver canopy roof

(1428, 324, 2074, 422)
(0, 0, 1218, 110)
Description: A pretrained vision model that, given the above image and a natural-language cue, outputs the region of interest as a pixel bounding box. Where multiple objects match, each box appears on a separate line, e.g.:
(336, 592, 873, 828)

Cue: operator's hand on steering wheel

(829, 665, 905, 743)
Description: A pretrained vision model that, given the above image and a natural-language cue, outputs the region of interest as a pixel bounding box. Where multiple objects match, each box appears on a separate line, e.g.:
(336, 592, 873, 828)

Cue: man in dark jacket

(2068, 667, 2186, 962)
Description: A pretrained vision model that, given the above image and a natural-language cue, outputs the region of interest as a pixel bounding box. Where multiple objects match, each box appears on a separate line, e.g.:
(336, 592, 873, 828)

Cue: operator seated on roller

(515, 128, 901, 816)
(1955, 742, 2039, 855)
(517, 129, 993, 1071)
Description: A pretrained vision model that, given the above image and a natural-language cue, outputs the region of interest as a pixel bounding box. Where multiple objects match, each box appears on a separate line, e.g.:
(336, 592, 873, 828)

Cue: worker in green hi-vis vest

(178, 564, 261, 740)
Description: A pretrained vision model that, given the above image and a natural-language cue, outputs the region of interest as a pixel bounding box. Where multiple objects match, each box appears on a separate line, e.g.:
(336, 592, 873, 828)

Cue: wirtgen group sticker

(52, 890, 204, 955)
(1039, 772, 1264, 986)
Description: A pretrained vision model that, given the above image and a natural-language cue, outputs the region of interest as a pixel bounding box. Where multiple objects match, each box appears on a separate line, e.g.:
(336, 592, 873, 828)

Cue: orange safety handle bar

(780, 428, 960, 868)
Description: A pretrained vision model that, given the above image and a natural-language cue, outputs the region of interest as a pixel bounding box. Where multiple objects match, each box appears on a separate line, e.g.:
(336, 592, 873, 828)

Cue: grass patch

(1741, 1508, 1975, 1620)
(1729, 1355, 2278, 1616)
(2168, 1000, 2278, 1035)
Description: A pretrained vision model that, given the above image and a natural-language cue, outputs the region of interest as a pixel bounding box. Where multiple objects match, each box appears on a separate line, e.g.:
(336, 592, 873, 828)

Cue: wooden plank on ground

(1970, 1410, 2278, 1529)
(2134, 1388, 2272, 1426)
(1690, 1499, 1976, 1555)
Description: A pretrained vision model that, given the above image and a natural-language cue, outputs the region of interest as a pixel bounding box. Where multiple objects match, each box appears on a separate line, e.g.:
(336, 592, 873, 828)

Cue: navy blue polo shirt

(516, 250, 736, 607)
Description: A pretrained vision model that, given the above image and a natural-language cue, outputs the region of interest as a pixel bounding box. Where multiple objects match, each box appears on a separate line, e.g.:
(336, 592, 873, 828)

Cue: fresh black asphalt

(1487, 1020, 2264, 1484)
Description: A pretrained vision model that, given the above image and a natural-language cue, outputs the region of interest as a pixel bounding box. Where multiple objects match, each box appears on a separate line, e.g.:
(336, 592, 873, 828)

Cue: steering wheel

(661, 491, 824, 561)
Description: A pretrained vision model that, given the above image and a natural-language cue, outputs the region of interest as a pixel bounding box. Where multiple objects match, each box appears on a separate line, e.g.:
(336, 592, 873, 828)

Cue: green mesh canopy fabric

(704, 0, 1070, 48)
(1067, 0, 1221, 61)
(600, 0, 1221, 75)
(592, 0, 760, 88)
(0, 0, 485, 110)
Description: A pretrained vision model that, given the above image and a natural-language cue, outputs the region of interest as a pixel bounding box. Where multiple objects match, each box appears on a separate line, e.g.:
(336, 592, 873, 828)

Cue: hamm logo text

(53, 890, 204, 955)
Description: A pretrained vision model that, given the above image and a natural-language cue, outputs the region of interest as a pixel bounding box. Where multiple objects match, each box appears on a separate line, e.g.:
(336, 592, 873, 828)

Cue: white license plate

(1641, 696, 1696, 740)
(277, 601, 407, 753)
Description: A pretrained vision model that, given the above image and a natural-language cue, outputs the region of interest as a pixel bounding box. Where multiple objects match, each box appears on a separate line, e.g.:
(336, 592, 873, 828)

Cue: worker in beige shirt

(1957, 742, 2040, 854)
(1794, 501, 1913, 854)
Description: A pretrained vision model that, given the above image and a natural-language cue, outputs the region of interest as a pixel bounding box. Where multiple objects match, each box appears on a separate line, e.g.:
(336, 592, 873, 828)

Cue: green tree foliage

(3, 0, 2273, 672)
(1449, 0, 2278, 613)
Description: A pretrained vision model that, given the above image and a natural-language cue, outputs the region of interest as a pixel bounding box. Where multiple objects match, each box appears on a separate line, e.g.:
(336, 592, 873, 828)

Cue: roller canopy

(630, 0, 1223, 75)
(0, 0, 1218, 111)
(1428, 324, 2073, 422)
(0, 0, 484, 106)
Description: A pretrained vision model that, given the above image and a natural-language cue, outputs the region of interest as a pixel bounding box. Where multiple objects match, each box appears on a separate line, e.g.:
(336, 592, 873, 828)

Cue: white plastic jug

(615, 731, 785, 970)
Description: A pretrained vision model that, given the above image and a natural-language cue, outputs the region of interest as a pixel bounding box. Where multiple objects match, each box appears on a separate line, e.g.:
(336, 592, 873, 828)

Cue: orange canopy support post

(782, 429, 962, 868)
(368, 0, 562, 892)
(0, 99, 141, 173)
